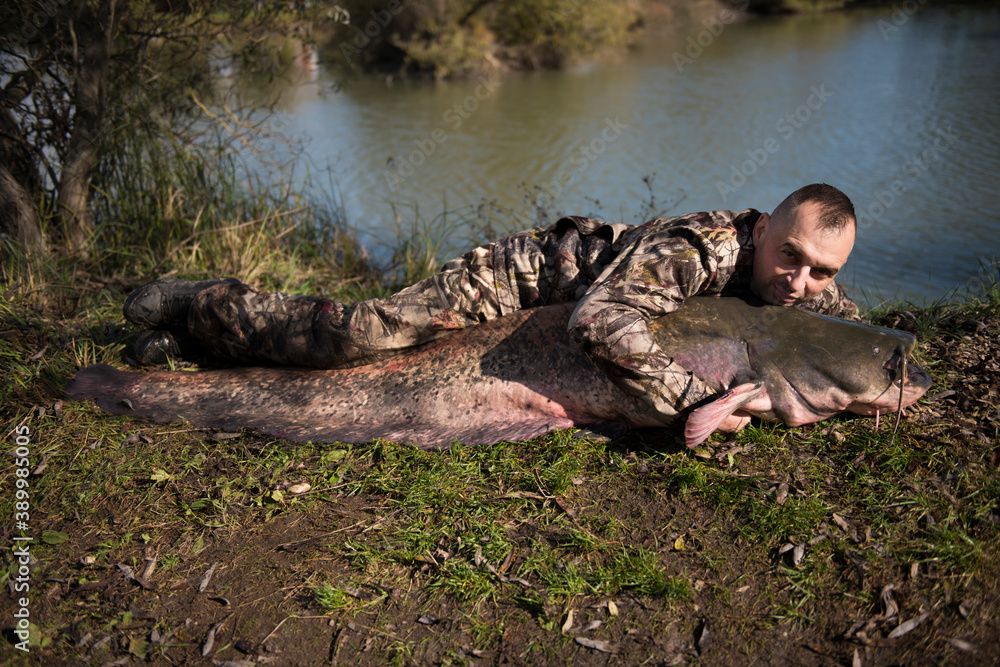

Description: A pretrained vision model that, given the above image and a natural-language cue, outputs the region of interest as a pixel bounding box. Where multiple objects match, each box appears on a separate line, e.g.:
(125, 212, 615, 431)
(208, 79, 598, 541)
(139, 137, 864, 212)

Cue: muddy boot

(130, 328, 200, 366)
(123, 278, 240, 328)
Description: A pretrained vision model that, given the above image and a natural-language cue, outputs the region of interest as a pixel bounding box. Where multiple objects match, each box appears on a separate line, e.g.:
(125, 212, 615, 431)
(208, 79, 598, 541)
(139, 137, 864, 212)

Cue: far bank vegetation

(0, 0, 877, 279)
(328, 0, 869, 78)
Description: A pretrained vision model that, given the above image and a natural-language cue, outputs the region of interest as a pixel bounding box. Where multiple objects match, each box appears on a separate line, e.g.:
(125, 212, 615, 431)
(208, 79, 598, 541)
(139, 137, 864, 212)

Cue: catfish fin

(65, 364, 138, 415)
(242, 417, 580, 450)
(685, 382, 765, 448)
(384, 417, 579, 449)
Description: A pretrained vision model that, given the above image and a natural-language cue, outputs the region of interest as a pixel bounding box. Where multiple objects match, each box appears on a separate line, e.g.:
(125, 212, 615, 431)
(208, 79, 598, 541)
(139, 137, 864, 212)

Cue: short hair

(773, 183, 856, 232)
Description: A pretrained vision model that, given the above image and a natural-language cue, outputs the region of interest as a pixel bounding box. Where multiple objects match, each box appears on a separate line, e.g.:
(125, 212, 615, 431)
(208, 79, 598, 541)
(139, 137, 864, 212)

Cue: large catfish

(66, 298, 931, 448)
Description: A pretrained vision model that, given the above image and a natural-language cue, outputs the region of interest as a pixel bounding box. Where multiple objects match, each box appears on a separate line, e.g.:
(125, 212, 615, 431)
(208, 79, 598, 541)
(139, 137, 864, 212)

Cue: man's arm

(568, 223, 740, 425)
(570, 303, 717, 426)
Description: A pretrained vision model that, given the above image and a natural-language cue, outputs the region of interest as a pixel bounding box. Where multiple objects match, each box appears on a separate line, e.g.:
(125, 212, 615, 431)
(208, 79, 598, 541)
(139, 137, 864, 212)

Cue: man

(124, 182, 858, 432)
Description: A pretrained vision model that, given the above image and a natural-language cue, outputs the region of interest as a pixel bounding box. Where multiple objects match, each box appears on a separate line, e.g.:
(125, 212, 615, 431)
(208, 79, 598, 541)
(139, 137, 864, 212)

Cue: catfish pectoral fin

(685, 382, 765, 448)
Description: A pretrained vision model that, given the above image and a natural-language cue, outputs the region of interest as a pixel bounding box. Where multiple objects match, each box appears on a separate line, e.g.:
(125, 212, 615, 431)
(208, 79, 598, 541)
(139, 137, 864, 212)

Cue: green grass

(2, 183, 999, 664)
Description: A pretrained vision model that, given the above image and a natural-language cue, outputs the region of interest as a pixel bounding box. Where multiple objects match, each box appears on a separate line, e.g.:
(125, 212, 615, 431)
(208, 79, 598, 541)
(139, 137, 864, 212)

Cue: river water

(263, 4, 1000, 307)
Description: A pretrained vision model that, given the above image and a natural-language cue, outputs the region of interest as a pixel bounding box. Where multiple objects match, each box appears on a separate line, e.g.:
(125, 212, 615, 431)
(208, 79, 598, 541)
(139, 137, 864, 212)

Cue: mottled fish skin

(648, 298, 932, 426)
(66, 298, 931, 447)
(66, 304, 637, 448)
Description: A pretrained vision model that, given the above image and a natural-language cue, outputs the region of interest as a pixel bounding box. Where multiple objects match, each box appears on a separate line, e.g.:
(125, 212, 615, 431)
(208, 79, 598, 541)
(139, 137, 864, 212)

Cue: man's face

(751, 201, 855, 306)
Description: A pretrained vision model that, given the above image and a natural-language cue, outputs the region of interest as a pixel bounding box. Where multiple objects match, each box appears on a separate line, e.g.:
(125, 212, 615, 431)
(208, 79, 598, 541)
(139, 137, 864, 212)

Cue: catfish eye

(872, 345, 880, 355)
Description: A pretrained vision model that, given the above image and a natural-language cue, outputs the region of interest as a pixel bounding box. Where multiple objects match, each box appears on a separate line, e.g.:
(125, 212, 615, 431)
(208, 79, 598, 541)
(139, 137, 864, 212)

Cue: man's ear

(753, 212, 770, 244)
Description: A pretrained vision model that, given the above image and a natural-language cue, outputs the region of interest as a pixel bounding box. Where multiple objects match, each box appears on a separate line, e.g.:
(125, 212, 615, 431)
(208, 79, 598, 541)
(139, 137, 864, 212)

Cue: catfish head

(681, 307, 932, 447)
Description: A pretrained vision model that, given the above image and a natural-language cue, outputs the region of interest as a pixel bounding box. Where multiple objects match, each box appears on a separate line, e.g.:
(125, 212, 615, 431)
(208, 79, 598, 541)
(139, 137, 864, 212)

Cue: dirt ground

(2, 298, 999, 666)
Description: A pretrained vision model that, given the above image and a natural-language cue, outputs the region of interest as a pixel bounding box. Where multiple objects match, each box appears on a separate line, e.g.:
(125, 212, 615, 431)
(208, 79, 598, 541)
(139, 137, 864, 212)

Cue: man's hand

(717, 410, 752, 433)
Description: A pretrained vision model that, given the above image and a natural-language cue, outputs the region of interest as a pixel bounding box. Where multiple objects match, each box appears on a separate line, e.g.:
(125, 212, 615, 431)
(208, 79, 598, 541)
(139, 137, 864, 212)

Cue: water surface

(265, 5, 1000, 307)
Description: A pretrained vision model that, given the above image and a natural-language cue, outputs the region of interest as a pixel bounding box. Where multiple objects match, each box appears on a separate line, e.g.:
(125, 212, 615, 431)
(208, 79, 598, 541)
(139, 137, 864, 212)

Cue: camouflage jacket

(500, 209, 859, 426)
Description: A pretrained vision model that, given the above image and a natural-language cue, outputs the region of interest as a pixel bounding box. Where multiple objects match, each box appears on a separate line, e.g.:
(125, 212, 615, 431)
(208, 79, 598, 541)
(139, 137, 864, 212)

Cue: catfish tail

(65, 364, 140, 416)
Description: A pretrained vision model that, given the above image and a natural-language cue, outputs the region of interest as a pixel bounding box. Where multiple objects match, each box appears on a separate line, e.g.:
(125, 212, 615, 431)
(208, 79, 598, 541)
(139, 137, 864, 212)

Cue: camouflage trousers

(187, 220, 614, 367)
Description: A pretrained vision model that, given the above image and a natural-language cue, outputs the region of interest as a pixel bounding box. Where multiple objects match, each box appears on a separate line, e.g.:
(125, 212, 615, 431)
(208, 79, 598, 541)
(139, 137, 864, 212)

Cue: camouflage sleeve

(568, 221, 740, 426)
(797, 281, 861, 321)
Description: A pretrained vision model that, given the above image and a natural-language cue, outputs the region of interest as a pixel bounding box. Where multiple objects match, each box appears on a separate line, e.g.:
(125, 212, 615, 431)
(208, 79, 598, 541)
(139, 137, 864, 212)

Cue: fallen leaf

(202, 626, 217, 657)
(887, 613, 930, 639)
(561, 609, 575, 634)
(140, 557, 157, 581)
(880, 584, 899, 619)
(792, 544, 805, 566)
(502, 491, 546, 500)
(947, 638, 977, 652)
(31, 456, 49, 476)
(776, 482, 789, 505)
(696, 619, 712, 655)
(575, 637, 619, 654)
(199, 562, 219, 592)
(128, 637, 149, 658)
(234, 639, 257, 654)
(42, 531, 69, 545)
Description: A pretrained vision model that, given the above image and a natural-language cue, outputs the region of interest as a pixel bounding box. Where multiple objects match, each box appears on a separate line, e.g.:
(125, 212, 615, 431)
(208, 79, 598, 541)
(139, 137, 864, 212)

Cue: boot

(123, 277, 240, 328)
(130, 328, 199, 366)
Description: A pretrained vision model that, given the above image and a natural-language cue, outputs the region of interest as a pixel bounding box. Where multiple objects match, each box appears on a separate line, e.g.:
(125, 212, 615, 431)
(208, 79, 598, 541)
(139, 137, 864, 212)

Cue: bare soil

(2, 301, 998, 666)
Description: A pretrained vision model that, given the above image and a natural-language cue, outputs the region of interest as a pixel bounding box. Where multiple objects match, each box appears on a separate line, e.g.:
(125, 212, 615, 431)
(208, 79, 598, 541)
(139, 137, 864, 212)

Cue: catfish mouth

(849, 348, 931, 415)
(883, 350, 931, 390)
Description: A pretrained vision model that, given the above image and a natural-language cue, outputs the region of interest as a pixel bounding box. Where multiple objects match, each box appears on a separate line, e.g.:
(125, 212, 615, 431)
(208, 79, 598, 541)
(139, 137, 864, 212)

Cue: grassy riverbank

(2, 218, 999, 663)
